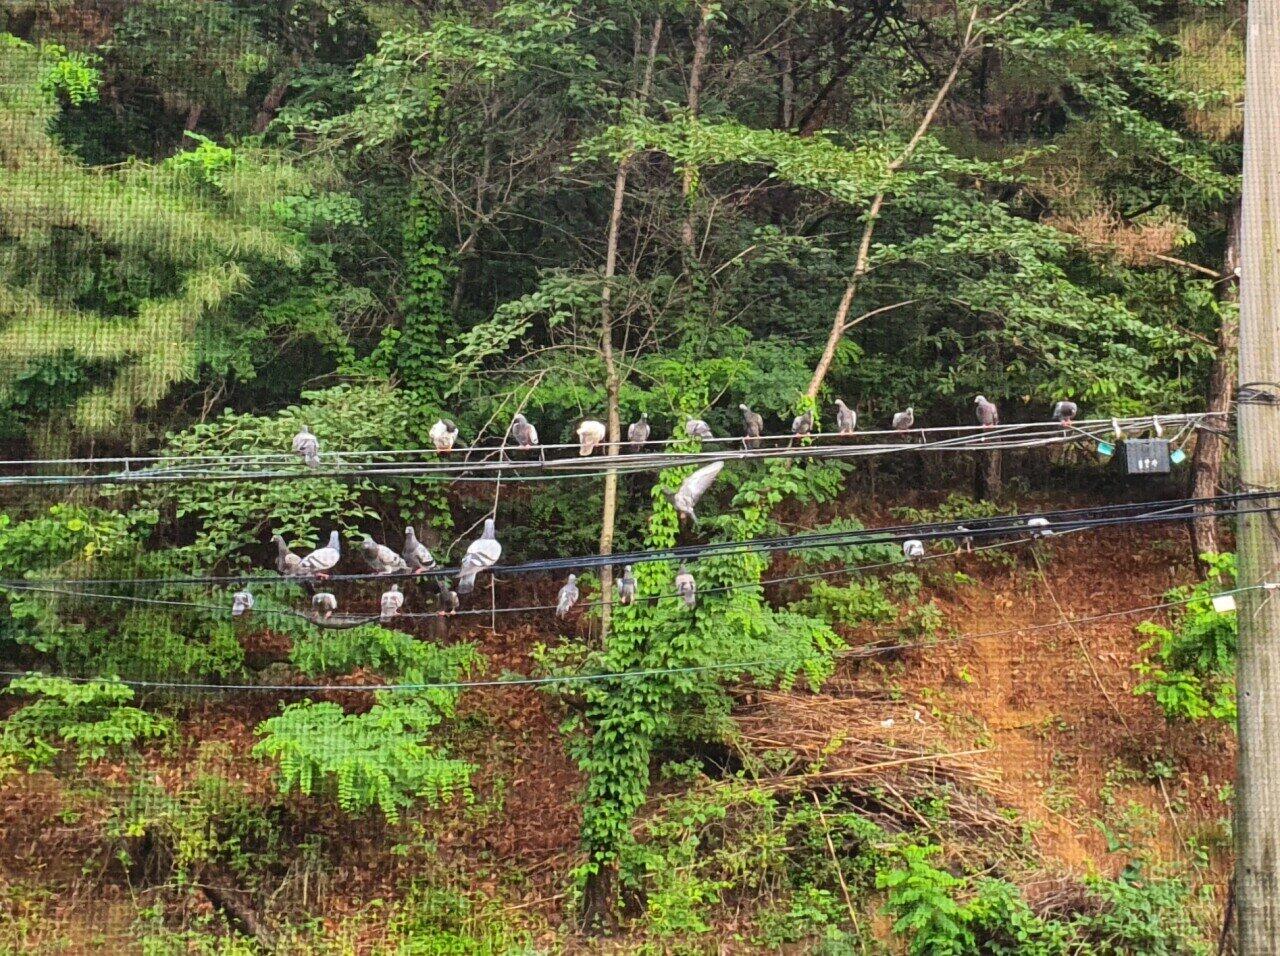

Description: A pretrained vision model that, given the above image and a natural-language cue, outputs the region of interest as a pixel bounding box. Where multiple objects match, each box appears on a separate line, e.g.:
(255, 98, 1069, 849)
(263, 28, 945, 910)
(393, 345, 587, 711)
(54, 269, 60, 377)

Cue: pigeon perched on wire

(402, 526, 437, 573)
(662, 459, 725, 524)
(231, 588, 254, 617)
(297, 531, 340, 579)
(616, 565, 637, 606)
(363, 537, 408, 575)
(955, 526, 974, 553)
(430, 419, 459, 454)
(458, 518, 502, 595)
(272, 534, 302, 576)
(685, 419, 714, 440)
(1027, 517, 1053, 539)
(556, 574, 580, 619)
(790, 410, 813, 437)
(1052, 401, 1078, 426)
(892, 407, 915, 431)
(739, 405, 764, 447)
(510, 414, 539, 448)
(312, 592, 337, 619)
(627, 413, 650, 450)
(577, 420, 606, 456)
(436, 579, 459, 615)
(291, 426, 320, 468)
(835, 400, 857, 435)
(903, 539, 925, 560)
(974, 396, 999, 428)
(675, 565, 697, 608)
(380, 584, 404, 622)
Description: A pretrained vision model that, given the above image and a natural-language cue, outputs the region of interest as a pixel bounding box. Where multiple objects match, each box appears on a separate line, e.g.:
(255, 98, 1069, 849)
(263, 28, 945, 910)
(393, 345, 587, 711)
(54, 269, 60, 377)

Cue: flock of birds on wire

(221, 396, 1083, 627)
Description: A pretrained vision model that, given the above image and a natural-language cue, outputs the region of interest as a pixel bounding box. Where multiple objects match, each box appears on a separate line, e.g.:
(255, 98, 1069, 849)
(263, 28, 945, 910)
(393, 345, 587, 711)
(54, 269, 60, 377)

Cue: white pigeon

(458, 518, 502, 594)
(312, 592, 337, 619)
(363, 537, 408, 575)
(272, 534, 302, 576)
(675, 565, 697, 608)
(1027, 517, 1053, 539)
(903, 539, 925, 560)
(556, 574, 580, 618)
(292, 426, 320, 468)
(577, 420, 606, 456)
(510, 414, 539, 448)
(297, 531, 340, 578)
(380, 584, 404, 622)
(627, 414, 650, 450)
(835, 400, 857, 435)
(685, 419, 714, 440)
(430, 419, 459, 453)
(662, 459, 725, 524)
(974, 395, 999, 428)
(402, 526, 437, 573)
(616, 565, 637, 605)
(892, 407, 915, 431)
(231, 588, 254, 617)
(1052, 401, 1078, 426)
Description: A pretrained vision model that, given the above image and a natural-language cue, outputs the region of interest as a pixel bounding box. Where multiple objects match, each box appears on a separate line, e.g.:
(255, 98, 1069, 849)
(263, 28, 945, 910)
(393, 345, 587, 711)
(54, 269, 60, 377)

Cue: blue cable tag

(1170, 449, 1187, 465)
(1097, 441, 1115, 457)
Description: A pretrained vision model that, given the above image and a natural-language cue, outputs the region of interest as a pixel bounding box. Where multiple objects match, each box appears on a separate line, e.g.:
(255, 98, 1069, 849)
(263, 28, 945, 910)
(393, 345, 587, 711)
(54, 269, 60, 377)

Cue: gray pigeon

(380, 584, 404, 622)
(790, 410, 814, 437)
(892, 407, 914, 431)
(974, 395, 999, 428)
(430, 419, 459, 453)
(685, 419, 713, 440)
(402, 526, 437, 573)
(627, 413, 650, 450)
(903, 539, 925, 560)
(312, 591, 337, 619)
(458, 518, 502, 594)
(675, 565, 697, 608)
(510, 414, 539, 448)
(739, 405, 764, 447)
(556, 574, 580, 619)
(835, 400, 857, 435)
(231, 588, 254, 617)
(1052, 401, 1078, 425)
(292, 426, 320, 468)
(616, 565, 637, 605)
(272, 534, 302, 576)
(436, 579, 460, 615)
(363, 537, 408, 575)
(577, 420, 606, 456)
(662, 459, 725, 524)
(297, 531, 340, 578)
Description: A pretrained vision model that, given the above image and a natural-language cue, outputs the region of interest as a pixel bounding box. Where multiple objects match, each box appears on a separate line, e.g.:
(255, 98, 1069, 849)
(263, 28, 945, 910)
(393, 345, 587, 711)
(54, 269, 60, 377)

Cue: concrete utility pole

(1235, 0, 1280, 949)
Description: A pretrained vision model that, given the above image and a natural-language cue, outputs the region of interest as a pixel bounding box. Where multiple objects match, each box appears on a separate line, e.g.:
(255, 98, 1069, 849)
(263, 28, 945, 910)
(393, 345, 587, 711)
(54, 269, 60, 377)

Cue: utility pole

(1234, 0, 1280, 949)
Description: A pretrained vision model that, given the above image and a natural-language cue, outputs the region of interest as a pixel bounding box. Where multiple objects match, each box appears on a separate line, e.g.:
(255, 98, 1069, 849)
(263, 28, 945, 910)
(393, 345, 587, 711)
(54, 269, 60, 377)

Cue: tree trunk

(184, 104, 203, 132)
(680, 5, 712, 254)
(974, 449, 1003, 501)
(252, 78, 291, 134)
(1191, 201, 1240, 568)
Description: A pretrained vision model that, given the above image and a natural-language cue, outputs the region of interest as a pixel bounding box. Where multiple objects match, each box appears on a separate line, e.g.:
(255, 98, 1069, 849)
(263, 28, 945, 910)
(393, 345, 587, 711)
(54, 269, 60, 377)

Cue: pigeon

(675, 565, 697, 608)
(1052, 401, 1078, 426)
(790, 409, 814, 437)
(380, 584, 404, 622)
(510, 414, 539, 448)
(685, 419, 714, 440)
(272, 534, 302, 576)
(291, 426, 320, 468)
(835, 400, 857, 435)
(955, 526, 974, 553)
(312, 591, 337, 619)
(739, 405, 764, 447)
(231, 588, 254, 617)
(430, 419, 459, 453)
(362, 536, 408, 575)
(627, 413, 650, 450)
(1027, 517, 1053, 539)
(297, 531, 340, 579)
(892, 407, 915, 431)
(436, 579, 459, 615)
(458, 518, 502, 594)
(402, 526, 437, 573)
(577, 420, 606, 456)
(556, 574, 580, 619)
(616, 565, 637, 605)
(662, 459, 725, 524)
(974, 395, 999, 428)
(903, 539, 925, 560)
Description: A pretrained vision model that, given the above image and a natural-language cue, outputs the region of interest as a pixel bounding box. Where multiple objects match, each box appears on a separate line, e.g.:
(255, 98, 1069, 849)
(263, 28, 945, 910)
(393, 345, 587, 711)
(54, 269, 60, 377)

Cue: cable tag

(1212, 594, 1237, 613)
(1097, 441, 1115, 458)
(1170, 449, 1187, 466)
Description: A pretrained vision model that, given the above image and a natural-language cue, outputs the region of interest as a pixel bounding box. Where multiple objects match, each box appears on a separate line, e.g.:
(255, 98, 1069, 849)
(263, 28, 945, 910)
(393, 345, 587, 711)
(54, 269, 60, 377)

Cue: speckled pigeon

(662, 459, 725, 524)
(458, 518, 502, 594)
(556, 574, 580, 619)
(974, 396, 999, 428)
(430, 419, 459, 453)
(685, 419, 714, 440)
(510, 414, 539, 448)
(577, 420, 606, 456)
(835, 400, 857, 435)
(380, 584, 404, 622)
(903, 539, 925, 560)
(739, 405, 764, 447)
(627, 413, 651, 450)
(892, 407, 915, 431)
(790, 410, 813, 437)
(231, 588, 254, 617)
(1052, 401, 1078, 426)
(297, 531, 340, 579)
(312, 591, 337, 619)
(403, 526, 437, 573)
(272, 534, 302, 576)
(363, 536, 408, 575)
(436, 579, 460, 615)
(955, 526, 974, 553)
(292, 426, 320, 468)
(675, 565, 697, 608)
(616, 565, 637, 605)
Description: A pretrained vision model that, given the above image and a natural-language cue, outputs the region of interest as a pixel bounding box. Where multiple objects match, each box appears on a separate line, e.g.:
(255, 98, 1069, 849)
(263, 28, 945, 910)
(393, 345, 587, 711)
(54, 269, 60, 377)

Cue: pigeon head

(406, 525, 417, 539)
(361, 538, 377, 554)
(566, 574, 577, 584)
(444, 419, 456, 430)
(327, 530, 340, 551)
(639, 412, 648, 421)
(386, 583, 401, 594)
(835, 399, 849, 409)
(512, 414, 528, 425)
(739, 404, 749, 412)
(482, 518, 496, 538)
(974, 395, 986, 404)
(272, 534, 286, 548)
(623, 565, 633, 575)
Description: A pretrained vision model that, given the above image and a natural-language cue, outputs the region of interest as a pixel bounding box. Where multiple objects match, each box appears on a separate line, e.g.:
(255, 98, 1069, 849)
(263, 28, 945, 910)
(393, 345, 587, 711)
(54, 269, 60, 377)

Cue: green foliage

(878, 843, 973, 956)
(789, 578, 899, 628)
(37, 42, 101, 106)
(394, 197, 455, 394)
(290, 624, 482, 685)
(1, 675, 172, 769)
